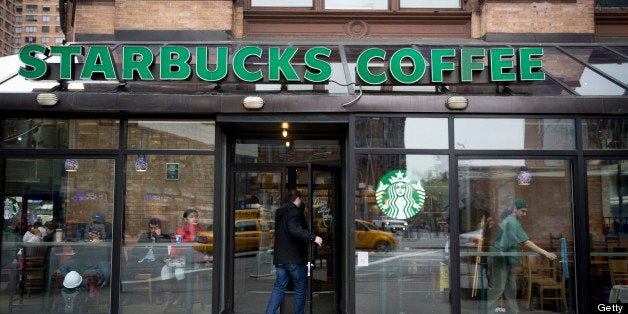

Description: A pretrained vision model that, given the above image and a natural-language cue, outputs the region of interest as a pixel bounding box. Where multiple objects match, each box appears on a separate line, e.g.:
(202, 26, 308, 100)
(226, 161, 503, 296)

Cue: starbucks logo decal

(4, 197, 19, 220)
(375, 170, 425, 219)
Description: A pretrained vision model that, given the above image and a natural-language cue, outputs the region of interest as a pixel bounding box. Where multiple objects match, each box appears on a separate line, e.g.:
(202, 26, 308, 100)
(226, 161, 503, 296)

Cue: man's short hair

(286, 189, 301, 203)
(148, 217, 162, 227)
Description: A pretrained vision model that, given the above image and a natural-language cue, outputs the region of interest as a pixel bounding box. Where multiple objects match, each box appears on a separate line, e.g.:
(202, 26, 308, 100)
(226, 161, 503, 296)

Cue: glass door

(231, 165, 340, 313)
(304, 164, 340, 314)
(232, 169, 284, 313)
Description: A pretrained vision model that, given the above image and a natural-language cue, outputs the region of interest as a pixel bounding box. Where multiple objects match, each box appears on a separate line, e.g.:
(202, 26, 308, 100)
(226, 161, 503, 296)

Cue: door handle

(307, 261, 313, 277)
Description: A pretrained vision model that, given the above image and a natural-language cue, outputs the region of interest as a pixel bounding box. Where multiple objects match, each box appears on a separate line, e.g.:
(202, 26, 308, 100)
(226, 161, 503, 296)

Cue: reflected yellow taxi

(195, 219, 274, 254)
(355, 219, 397, 252)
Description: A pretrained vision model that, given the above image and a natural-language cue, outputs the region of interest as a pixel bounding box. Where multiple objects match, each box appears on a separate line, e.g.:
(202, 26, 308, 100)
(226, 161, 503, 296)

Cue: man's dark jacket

(273, 202, 316, 265)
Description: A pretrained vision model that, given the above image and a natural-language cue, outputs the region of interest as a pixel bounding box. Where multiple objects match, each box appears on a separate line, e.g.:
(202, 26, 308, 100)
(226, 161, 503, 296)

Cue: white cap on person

(63, 271, 83, 289)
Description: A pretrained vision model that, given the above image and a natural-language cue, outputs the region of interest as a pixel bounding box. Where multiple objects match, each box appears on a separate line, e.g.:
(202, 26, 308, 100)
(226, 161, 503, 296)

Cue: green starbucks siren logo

(375, 170, 425, 219)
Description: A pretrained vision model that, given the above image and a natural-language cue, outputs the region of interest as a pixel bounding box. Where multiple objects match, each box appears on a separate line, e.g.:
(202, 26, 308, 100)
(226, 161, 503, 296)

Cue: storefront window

(234, 139, 341, 164)
(2, 158, 115, 312)
(127, 120, 215, 150)
(582, 118, 628, 150)
(355, 117, 448, 149)
(458, 159, 574, 313)
(587, 160, 628, 309)
(355, 153, 450, 313)
(1, 119, 119, 149)
(454, 118, 575, 150)
(121, 152, 215, 312)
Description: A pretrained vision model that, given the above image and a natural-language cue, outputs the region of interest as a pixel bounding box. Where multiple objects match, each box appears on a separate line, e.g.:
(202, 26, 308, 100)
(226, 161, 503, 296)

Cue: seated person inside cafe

(59, 211, 112, 287)
(123, 217, 171, 305)
(22, 220, 46, 242)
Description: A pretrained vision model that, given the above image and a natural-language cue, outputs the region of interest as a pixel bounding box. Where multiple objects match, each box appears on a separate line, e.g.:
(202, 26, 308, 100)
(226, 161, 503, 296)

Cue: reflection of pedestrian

(487, 199, 557, 313)
(265, 190, 322, 314)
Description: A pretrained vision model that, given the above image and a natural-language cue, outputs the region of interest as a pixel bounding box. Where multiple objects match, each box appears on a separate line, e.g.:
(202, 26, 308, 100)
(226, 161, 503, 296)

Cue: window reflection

(583, 118, 628, 150)
(127, 120, 215, 150)
(355, 153, 450, 313)
(1, 119, 119, 149)
(458, 159, 574, 313)
(588, 160, 628, 307)
(355, 117, 448, 148)
(454, 118, 575, 150)
(122, 154, 214, 312)
(2, 158, 115, 313)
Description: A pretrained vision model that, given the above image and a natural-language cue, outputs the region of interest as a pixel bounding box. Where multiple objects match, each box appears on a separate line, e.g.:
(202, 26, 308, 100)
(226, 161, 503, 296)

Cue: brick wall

(114, 0, 232, 31)
(74, 0, 115, 35)
(480, 0, 595, 35)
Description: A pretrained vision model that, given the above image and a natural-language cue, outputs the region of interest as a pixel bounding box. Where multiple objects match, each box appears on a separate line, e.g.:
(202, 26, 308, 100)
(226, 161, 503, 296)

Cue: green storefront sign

(18, 44, 545, 84)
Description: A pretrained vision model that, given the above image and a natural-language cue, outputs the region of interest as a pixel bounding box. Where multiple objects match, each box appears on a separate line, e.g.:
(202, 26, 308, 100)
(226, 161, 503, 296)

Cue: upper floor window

(25, 36, 36, 43)
(42, 15, 50, 22)
(41, 25, 50, 33)
(55, 36, 64, 44)
(250, 0, 461, 9)
(251, 0, 311, 7)
(25, 15, 37, 21)
(400, 0, 460, 9)
(25, 26, 37, 33)
(325, 0, 387, 10)
(26, 4, 37, 11)
(43, 4, 50, 11)
(596, 0, 628, 8)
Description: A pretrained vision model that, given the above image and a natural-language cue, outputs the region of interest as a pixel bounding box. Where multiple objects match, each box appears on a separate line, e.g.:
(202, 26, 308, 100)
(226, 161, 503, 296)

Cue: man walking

(265, 190, 323, 314)
(487, 198, 557, 313)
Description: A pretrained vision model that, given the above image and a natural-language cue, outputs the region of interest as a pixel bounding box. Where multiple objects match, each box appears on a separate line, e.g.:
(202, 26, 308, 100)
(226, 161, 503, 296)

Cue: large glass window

(355, 117, 448, 149)
(127, 120, 215, 150)
(2, 158, 116, 313)
(1, 119, 119, 149)
(355, 153, 450, 313)
(121, 120, 215, 312)
(587, 160, 628, 309)
(121, 154, 214, 312)
(458, 159, 574, 313)
(454, 118, 575, 150)
(582, 118, 628, 150)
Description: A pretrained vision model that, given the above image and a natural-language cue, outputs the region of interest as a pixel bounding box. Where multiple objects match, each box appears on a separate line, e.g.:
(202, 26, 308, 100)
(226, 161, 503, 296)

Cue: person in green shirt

(487, 199, 557, 313)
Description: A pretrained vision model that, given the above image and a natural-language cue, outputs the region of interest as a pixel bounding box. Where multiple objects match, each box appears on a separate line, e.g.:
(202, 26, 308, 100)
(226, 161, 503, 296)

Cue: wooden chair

(609, 259, 628, 286)
(522, 255, 555, 310)
(131, 273, 153, 302)
(537, 260, 567, 312)
(21, 245, 48, 295)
